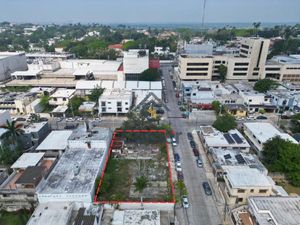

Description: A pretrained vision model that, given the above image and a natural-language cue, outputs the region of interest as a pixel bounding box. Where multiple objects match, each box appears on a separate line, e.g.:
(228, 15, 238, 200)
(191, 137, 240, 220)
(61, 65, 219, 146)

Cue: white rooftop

(50, 89, 75, 98)
(225, 166, 274, 188)
(26, 202, 74, 225)
(37, 149, 105, 196)
(52, 105, 68, 113)
(11, 69, 42, 76)
(23, 122, 48, 134)
(112, 210, 160, 225)
(244, 122, 298, 144)
(249, 197, 300, 225)
(11, 153, 45, 169)
(36, 130, 73, 151)
(100, 88, 132, 100)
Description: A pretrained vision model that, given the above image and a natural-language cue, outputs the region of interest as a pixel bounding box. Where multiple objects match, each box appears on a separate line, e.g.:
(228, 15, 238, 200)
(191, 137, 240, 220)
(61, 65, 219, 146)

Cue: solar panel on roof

(235, 154, 246, 164)
(224, 133, 235, 144)
(224, 154, 232, 159)
(232, 133, 243, 144)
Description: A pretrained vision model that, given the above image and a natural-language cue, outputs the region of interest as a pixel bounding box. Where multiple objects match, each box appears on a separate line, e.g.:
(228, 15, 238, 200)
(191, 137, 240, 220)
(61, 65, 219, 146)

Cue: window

(102, 107, 106, 112)
(187, 67, 208, 71)
(193, 93, 196, 96)
(250, 189, 254, 193)
(125, 108, 129, 110)
(117, 108, 122, 112)
(259, 189, 268, 193)
(187, 62, 209, 66)
(238, 198, 244, 202)
(241, 44, 249, 49)
(252, 72, 259, 76)
(53, 98, 57, 101)
(248, 99, 252, 102)
(234, 68, 248, 71)
(101, 102, 106, 106)
(107, 102, 111, 104)
(63, 98, 66, 101)
(125, 102, 128, 105)
(117, 102, 122, 107)
(237, 189, 245, 193)
(233, 72, 247, 76)
(186, 73, 208, 76)
(235, 62, 249, 66)
(240, 49, 248, 54)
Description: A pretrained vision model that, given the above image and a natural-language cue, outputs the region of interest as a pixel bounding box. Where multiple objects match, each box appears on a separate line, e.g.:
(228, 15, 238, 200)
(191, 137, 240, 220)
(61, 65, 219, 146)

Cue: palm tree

(134, 176, 149, 202)
(0, 120, 24, 145)
(253, 22, 261, 37)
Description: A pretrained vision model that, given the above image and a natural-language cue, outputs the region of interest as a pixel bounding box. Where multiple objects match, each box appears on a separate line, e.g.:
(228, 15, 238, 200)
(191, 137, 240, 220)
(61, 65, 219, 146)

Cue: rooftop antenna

(201, 0, 207, 31)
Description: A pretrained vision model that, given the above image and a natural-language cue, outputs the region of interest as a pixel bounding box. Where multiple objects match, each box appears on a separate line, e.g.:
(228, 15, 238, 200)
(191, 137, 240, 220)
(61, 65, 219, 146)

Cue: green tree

(122, 40, 139, 50)
(140, 68, 161, 81)
(0, 120, 24, 145)
(0, 145, 22, 166)
(211, 101, 221, 114)
(176, 181, 188, 196)
(88, 86, 105, 102)
(134, 176, 149, 193)
(213, 114, 237, 132)
(262, 137, 300, 186)
(253, 22, 261, 36)
(68, 96, 85, 116)
(254, 79, 279, 93)
(218, 64, 227, 83)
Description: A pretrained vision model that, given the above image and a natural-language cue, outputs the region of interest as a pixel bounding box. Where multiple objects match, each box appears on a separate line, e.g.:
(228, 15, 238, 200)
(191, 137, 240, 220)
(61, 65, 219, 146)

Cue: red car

(193, 148, 200, 157)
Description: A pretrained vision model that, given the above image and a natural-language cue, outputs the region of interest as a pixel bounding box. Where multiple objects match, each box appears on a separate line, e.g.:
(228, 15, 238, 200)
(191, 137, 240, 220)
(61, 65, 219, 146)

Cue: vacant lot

(0, 210, 31, 225)
(97, 131, 174, 202)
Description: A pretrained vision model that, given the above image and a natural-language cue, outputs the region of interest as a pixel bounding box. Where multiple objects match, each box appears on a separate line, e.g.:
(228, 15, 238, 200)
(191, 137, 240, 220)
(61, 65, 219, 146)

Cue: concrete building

(209, 148, 268, 177)
(0, 52, 27, 81)
(36, 130, 73, 156)
(199, 126, 250, 153)
(112, 210, 160, 225)
(123, 49, 149, 80)
(37, 148, 108, 203)
(76, 80, 162, 105)
(243, 122, 298, 154)
(21, 122, 50, 150)
(68, 125, 112, 151)
(26, 202, 74, 225)
(11, 69, 43, 80)
(265, 55, 300, 83)
(239, 37, 270, 80)
(0, 92, 38, 115)
(247, 197, 300, 225)
(49, 89, 75, 106)
(223, 166, 274, 205)
(26, 52, 75, 61)
(99, 89, 133, 115)
(177, 37, 270, 82)
(0, 155, 55, 211)
(184, 42, 214, 55)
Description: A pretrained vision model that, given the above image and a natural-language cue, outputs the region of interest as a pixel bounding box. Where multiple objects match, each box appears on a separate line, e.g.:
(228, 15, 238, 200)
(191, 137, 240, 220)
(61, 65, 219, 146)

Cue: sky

(0, 0, 299, 24)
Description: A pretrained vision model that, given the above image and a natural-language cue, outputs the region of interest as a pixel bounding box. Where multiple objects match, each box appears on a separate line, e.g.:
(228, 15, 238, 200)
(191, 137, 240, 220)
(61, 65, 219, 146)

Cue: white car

(172, 137, 177, 146)
(182, 196, 189, 208)
(175, 162, 182, 172)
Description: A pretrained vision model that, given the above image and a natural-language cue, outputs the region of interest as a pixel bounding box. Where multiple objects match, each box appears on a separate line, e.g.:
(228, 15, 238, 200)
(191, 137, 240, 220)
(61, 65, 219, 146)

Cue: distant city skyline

(0, 0, 299, 24)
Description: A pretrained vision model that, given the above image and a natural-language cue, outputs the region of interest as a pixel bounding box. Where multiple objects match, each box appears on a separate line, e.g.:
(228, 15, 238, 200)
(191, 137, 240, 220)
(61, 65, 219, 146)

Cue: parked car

(39, 117, 49, 122)
(196, 158, 203, 168)
(187, 132, 193, 141)
(193, 148, 200, 157)
(177, 171, 184, 181)
(247, 115, 256, 120)
(15, 117, 26, 122)
(175, 162, 182, 172)
(174, 153, 180, 162)
(172, 137, 177, 147)
(182, 196, 189, 208)
(190, 140, 196, 149)
(202, 182, 212, 195)
(256, 115, 268, 120)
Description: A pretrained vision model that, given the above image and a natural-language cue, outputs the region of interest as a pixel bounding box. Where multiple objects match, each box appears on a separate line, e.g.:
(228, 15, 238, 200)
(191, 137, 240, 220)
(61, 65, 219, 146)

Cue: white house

(49, 89, 75, 106)
(98, 89, 133, 115)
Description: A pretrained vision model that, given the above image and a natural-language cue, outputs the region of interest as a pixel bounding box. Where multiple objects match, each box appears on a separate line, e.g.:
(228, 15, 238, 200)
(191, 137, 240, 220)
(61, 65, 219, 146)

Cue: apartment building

(223, 166, 274, 205)
(98, 89, 133, 115)
(265, 55, 300, 83)
(177, 37, 270, 82)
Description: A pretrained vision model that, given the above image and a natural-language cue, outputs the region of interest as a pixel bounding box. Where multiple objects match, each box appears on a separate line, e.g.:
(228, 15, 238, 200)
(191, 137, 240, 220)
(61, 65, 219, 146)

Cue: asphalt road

(161, 64, 222, 225)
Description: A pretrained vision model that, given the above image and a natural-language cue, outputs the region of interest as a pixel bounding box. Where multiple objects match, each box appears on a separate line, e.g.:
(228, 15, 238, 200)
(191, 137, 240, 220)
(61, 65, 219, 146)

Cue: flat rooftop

(50, 89, 75, 98)
(11, 152, 45, 169)
(100, 88, 132, 100)
(224, 166, 274, 188)
(112, 210, 160, 225)
(68, 125, 111, 142)
(26, 202, 74, 225)
(23, 122, 48, 134)
(249, 197, 300, 225)
(244, 122, 298, 144)
(52, 105, 68, 113)
(36, 130, 73, 151)
(11, 69, 42, 76)
(38, 149, 105, 195)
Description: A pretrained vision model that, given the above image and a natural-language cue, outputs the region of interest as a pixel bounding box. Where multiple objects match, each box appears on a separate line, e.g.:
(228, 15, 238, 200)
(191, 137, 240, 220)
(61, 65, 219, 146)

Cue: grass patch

(1, 86, 32, 92)
(0, 210, 31, 225)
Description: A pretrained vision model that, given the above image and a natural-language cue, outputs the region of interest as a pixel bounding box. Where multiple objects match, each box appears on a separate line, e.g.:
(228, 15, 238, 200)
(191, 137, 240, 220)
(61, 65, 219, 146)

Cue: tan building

(223, 166, 274, 206)
(265, 55, 300, 83)
(177, 37, 270, 82)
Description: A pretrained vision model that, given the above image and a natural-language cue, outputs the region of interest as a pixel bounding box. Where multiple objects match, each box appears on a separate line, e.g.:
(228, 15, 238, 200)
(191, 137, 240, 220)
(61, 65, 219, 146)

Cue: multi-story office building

(0, 52, 28, 81)
(177, 37, 270, 82)
(265, 55, 300, 83)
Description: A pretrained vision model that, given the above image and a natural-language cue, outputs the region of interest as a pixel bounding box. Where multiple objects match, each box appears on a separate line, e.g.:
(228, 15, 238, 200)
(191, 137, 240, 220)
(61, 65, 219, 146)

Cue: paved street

(161, 64, 222, 225)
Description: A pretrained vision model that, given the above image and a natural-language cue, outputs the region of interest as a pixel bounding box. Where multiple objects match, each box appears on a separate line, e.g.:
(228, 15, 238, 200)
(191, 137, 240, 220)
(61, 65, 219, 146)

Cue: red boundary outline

(94, 129, 176, 204)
